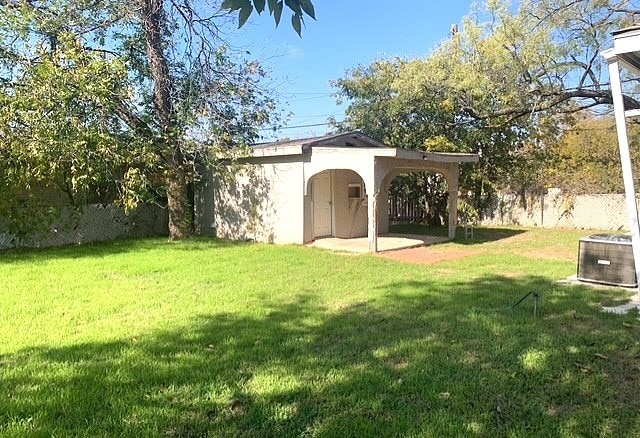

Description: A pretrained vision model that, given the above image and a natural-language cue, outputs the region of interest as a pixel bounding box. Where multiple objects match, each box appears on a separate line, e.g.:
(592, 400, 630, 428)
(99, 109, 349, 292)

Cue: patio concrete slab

(560, 275, 640, 315)
(309, 233, 449, 253)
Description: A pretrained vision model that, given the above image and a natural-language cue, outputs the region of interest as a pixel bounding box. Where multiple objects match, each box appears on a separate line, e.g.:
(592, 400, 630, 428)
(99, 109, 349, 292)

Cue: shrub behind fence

(0, 204, 168, 250)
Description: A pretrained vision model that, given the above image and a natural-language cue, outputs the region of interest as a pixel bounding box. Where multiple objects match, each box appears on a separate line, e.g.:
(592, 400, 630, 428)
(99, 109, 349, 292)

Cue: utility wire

(280, 92, 333, 96)
(286, 95, 336, 103)
(259, 121, 344, 132)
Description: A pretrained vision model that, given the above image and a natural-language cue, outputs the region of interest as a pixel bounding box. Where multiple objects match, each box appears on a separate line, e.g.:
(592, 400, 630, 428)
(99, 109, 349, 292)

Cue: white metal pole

(368, 194, 378, 253)
(608, 58, 640, 292)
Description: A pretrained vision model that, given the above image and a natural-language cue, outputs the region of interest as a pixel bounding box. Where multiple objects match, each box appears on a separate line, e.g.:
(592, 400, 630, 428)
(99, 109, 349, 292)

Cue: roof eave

(251, 144, 305, 157)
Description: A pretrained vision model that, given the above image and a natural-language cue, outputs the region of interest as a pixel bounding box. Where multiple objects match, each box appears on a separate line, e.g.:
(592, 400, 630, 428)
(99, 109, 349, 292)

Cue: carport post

(368, 192, 378, 253)
(603, 32, 640, 292)
(448, 185, 458, 239)
(446, 165, 459, 239)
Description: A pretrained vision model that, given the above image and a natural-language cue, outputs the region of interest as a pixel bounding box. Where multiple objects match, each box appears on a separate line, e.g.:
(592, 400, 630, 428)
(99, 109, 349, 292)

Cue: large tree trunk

(166, 165, 192, 240)
(140, 0, 193, 239)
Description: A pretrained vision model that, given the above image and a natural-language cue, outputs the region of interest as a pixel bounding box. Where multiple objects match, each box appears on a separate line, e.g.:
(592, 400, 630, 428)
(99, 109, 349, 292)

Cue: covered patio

(301, 132, 479, 252)
(309, 233, 449, 253)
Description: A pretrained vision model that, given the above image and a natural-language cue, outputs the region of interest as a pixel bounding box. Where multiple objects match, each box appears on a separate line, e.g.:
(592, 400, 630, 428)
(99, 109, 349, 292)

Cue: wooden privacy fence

(388, 195, 425, 222)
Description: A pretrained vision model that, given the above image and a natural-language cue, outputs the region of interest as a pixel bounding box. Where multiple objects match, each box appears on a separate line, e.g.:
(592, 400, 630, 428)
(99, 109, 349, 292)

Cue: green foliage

(333, 56, 535, 215)
(389, 172, 450, 226)
(457, 199, 479, 224)
(0, 1, 284, 236)
(0, 32, 152, 233)
(334, 0, 640, 217)
(221, 0, 315, 36)
(547, 114, 640, 194)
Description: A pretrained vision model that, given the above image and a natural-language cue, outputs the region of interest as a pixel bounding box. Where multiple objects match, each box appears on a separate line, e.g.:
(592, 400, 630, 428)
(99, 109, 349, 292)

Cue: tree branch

(460, 88, 640, 126)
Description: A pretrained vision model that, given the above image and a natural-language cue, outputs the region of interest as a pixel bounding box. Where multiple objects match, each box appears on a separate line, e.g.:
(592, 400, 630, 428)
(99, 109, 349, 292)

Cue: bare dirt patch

(522, 246, 576, 261)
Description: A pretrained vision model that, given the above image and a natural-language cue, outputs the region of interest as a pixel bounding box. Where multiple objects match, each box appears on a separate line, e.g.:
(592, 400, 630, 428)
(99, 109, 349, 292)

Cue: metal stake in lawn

(511, 291, 541, 317)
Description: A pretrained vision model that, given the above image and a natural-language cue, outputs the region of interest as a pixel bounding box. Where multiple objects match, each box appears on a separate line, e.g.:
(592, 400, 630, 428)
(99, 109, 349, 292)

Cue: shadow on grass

(0, 237, 249, 263)
(2, 275, 639, 437)
(389, 223, 526, 245)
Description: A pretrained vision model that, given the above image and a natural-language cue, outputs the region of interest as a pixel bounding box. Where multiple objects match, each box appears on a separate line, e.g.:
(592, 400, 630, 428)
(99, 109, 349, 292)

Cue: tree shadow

(213, 163, 277, 244)
(0, 237, 249, 263)
(452, 226, 527, 245)
(390, 223, 527, 246)
(1, 275, 639, 437)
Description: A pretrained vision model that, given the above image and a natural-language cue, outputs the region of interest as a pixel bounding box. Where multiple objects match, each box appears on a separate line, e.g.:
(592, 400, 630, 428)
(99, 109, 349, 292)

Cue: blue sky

(229, 2, 477, 141)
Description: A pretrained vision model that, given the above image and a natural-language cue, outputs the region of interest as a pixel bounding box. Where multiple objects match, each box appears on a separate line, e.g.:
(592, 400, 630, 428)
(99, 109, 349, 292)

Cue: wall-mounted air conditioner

(577, 234, 637, 287)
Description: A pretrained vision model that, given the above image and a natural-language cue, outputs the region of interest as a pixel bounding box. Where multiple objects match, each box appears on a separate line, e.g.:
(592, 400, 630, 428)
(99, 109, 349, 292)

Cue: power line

(286, 95, 335, 103)
(280, 92, 333, 96)
(259, 121, 344, 132)
(290, 112, 342, 118)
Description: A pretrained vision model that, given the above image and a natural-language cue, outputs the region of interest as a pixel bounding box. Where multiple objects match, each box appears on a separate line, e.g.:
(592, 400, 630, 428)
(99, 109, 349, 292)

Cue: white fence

(480, 188, 630, 230)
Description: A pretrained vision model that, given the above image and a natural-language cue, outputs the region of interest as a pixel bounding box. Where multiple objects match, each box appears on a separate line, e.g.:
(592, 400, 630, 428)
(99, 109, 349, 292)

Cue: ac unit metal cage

(577, 234, 637, 287)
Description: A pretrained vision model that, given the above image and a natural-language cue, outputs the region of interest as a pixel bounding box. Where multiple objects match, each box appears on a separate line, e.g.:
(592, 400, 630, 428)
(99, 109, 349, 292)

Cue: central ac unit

(577, 234, 637, 287)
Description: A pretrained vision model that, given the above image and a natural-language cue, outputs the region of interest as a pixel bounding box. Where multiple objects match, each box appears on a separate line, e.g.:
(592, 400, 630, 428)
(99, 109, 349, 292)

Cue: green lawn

(1, 227, 639, 437)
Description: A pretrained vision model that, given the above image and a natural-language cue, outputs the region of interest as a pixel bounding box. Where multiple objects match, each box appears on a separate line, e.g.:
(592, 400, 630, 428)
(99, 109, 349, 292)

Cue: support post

(368, 192, 378, 253)
(608, 58, 640, 292)
(446, 165, 459, 239)
(448, 187, 458, 240)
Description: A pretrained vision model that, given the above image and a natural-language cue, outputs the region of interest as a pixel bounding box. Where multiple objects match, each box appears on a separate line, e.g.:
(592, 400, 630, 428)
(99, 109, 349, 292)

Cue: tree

(0, 0, 315, 239)
(332, 56, 538, 215)
(333, 0, 640, 218)
(0, 34, 142, 233)
(434, 0, 640, 123)
(547, 113, 640, 194)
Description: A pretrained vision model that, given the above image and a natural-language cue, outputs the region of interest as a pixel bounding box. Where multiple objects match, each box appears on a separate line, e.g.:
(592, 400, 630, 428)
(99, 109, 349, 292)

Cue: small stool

(464, 224, 474, 239)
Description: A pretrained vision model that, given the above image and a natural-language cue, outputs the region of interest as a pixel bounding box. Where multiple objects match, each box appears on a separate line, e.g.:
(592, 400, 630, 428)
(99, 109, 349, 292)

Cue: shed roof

(253, 131, 387, 150)
(251, 131, 478, 164)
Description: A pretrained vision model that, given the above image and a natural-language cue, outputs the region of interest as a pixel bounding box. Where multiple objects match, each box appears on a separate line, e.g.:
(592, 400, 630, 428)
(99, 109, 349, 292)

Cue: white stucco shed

(206, 131, 478, 252)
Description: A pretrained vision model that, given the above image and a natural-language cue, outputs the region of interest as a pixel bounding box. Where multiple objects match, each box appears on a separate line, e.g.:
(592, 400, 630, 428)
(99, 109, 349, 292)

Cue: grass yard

(1, 227, 640, 437)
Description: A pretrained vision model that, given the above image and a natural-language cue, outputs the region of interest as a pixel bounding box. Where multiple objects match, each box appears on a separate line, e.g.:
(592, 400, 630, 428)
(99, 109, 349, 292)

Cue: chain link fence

(4, 189, 632, 251)
(480, 188, 631, 230)
(0, 203, 168, 250)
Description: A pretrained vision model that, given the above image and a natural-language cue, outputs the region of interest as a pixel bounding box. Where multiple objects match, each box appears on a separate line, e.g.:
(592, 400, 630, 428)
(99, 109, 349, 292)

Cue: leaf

(291, 13, 302, 37)
(284, 0, 302, 15)
(299, 0, 315, 19)
(273, 1, 283, 26)
(253, 0, 266, 14)
(238, 4, 254, 28)
(221, 0, 243, 11)
(267, 0, 278, 12)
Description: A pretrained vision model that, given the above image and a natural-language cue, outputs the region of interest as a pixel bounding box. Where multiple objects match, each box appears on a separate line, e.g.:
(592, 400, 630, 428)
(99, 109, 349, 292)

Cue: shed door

(313, 171, 332, 237)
